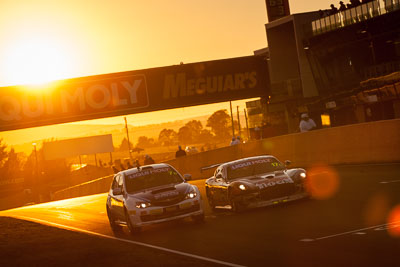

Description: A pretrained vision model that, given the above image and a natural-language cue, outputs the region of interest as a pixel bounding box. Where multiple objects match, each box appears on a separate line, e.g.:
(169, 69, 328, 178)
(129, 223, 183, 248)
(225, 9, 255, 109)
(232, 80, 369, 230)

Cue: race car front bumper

(234, 191, 309, 209)
(128, 199, 204, 227)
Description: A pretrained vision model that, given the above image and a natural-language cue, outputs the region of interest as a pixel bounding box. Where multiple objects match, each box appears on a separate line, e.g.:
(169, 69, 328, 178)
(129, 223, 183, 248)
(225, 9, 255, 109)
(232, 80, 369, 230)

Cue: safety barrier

(53, 175, 113, 200)
(53, 119, 400, 201)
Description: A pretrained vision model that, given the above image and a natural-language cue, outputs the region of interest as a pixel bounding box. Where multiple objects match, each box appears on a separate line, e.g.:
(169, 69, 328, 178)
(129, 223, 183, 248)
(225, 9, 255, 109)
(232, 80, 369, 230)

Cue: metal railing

(312, 0, 400, 35)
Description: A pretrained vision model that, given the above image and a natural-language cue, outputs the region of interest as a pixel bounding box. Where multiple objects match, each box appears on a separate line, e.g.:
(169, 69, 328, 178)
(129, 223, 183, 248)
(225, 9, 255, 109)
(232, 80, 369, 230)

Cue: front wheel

(206, 188, 217, 211)
(107, 207, 122, 232)
(229, 195, 245, 213)
(125, 209, 141, 235)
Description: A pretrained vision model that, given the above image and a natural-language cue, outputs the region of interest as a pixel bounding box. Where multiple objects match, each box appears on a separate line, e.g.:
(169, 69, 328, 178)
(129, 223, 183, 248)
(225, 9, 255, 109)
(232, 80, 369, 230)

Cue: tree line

(117, 109, 238, 150)
(0, 109, 238, 184)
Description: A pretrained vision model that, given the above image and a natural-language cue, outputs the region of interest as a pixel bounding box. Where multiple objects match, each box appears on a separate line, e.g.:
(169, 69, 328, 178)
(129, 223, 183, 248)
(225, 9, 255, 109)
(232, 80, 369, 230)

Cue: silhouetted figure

(330, 4, 338, 14)
(135, 159, 141, 168)
(347, 3, 353, 8)
(175, 145, 186, 158)
(319, 9, 325, 18)
(339, 1, 347, 11)
(126, 161, 133, 169)
(230, 137, 236, 146)
(144, 154, 155, 165)
(230, 136, 241, 145)
(299, 113, 317, 132)
(112, 165, 119, 174)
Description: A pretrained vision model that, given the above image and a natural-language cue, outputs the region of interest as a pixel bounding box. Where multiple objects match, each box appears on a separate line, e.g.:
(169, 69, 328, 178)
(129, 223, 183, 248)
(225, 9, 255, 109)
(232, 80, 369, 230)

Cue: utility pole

(244, 108, 250, 140)
(32, 142, 39, 202)
(32, 143, 39, 180)
(236, 106, 241, 138)
(229, 101, 235, 137)
(124, 117, 132, 161)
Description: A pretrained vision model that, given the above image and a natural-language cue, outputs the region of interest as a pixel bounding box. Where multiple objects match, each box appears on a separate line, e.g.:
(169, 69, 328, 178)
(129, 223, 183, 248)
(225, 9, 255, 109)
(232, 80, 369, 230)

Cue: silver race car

(106, 163, 204, 234)
(205, 155, 309, 212)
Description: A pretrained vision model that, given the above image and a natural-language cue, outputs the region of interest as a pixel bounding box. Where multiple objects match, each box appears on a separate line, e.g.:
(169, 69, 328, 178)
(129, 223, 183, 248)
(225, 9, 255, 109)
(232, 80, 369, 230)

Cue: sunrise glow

(2, 36, 74, 87)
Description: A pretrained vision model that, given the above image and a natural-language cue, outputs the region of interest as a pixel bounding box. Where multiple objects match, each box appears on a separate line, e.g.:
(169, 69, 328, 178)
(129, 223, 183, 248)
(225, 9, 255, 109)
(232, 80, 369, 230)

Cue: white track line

(380, 180, 400, 184)
(7, 215, 246, 267)
(300, 220, 400, 242)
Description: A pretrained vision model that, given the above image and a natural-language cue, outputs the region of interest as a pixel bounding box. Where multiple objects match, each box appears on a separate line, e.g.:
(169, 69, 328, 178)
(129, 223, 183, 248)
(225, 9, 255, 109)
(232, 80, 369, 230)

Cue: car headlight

(135, 202, 151, 209)
(300, 172, 306, 178)
(185, 190, 197, 199)
(239, 184, 246, 191)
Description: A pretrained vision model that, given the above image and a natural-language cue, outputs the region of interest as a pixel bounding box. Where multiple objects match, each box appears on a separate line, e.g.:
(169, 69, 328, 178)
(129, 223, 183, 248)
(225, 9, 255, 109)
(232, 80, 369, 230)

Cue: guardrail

(312, 0, 399, 36)
(53, 175, 113, 201)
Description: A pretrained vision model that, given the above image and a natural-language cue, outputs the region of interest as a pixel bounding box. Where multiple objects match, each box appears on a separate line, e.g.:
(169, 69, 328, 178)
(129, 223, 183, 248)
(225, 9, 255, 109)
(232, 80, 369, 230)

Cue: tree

(185, 120, 203, 136)
(0, 140, 24, 181)
(0, 139, 8, 168)
(1, 148, 23, 179)
(177, 126, 192, 145)
(158, 129, 178, 146)
(177, 120, 204, 144)
(198, 129, 214, 143)
(206, 109, 231, 141)
(117, 138, 133, 151)
(137, 136, 155, 148)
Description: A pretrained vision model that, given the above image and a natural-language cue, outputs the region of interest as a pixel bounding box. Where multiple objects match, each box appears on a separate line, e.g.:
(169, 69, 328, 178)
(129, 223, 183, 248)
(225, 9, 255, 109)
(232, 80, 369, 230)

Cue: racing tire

(125, 209, 141, 235)
(192, 213, 205, 223)
(229, 195, 245, 213)
(206, 188, 217, 211)
(107, 207, 122, 232)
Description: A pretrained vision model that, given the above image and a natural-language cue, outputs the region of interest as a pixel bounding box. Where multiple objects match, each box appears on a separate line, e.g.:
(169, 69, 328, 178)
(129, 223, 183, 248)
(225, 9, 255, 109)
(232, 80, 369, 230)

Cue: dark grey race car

(205, 155, 309, 212)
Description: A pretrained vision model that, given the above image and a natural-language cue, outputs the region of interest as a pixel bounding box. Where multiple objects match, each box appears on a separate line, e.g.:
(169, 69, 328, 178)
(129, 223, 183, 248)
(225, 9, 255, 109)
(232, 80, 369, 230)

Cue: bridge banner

(0, 55, 269, 131)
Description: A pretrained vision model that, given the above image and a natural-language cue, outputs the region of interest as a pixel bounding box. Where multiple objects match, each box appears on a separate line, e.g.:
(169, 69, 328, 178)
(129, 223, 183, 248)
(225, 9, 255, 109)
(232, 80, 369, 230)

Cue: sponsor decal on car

(154, 190, 180, 200)
(256, 178, 293, 189)
(230, 158, 272, 170)
(126, 167, 173, 179)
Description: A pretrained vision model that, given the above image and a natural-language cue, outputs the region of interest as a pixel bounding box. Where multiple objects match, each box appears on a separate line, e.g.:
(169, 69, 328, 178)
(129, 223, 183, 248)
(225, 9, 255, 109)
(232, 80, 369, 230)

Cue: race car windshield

(227, 158, 284, 180)
(125, 167, 184, 193)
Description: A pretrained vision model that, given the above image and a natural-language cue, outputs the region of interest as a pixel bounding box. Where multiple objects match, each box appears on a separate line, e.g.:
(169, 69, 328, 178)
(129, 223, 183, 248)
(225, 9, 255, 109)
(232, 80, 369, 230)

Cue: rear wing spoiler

(200, 163, 223, 173)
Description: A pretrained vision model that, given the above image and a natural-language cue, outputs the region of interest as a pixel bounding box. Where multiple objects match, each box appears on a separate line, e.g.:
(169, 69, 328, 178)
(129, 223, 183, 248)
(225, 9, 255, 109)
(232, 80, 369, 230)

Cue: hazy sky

(0, 0, 335, 86)
(0, 0, 335, 145)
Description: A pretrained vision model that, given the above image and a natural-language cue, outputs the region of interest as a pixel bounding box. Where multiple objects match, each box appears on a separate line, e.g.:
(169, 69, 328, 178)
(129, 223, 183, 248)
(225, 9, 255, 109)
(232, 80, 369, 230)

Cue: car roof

(119, 163, 172, 176)
(220, 155, 277, 168)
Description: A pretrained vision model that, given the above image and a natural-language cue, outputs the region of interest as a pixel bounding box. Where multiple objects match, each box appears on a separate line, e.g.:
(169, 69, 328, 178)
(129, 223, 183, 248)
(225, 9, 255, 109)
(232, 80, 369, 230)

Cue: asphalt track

(1, 164, 400, 267)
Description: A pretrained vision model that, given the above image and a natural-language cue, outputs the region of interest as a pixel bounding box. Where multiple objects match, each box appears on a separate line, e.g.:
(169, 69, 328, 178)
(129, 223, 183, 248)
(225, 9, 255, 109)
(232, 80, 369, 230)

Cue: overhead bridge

(0, 56, 269, 131)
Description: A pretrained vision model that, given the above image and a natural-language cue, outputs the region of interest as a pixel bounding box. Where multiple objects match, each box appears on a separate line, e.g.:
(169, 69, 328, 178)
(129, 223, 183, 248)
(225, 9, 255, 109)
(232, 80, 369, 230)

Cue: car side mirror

(285, 160, 291, 167)
(113, 187, 122, 195)
(183, 174, 192, 181)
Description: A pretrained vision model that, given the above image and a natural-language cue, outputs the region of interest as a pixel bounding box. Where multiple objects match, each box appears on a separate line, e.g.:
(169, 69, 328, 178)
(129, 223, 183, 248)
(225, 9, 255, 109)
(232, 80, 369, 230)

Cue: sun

(2, 36, 73, 87)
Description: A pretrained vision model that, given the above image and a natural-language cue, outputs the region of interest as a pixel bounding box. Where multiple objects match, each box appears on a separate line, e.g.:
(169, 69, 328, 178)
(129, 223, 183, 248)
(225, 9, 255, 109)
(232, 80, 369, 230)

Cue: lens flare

(305, 164, 339, 200)
(262, 140, 273, 151)
(387, 205, 400, 237)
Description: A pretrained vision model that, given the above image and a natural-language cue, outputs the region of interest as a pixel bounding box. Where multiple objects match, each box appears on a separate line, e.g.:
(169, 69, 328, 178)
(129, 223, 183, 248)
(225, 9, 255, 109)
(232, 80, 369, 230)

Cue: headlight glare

(300, 172, 306, 178)
(239, 184, 246, 191)
(135, 202, 151, 209)
(186, 191, 197, 199)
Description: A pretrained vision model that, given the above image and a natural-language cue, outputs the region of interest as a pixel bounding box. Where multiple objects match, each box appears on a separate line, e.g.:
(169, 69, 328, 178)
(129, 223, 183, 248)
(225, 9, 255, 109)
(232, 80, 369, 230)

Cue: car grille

(259, 183, 296, 200)
(151, 194, 186, 206)
(140, 204, 200, 222)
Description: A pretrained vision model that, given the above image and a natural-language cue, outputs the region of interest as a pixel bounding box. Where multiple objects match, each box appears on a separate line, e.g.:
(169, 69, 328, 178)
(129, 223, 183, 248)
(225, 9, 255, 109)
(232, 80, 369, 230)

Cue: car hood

(128, 183, 192, 204)
(233, 170, 294, 186)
